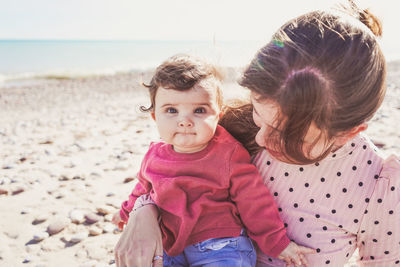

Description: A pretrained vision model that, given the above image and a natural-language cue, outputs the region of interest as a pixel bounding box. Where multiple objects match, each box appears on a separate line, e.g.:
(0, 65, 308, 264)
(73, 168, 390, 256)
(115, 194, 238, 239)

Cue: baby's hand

(112, 211, 125, 231)
(278, 241, 316, 267)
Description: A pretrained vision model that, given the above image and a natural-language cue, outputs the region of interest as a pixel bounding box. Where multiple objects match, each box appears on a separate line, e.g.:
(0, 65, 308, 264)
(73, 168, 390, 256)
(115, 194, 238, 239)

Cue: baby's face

(152, 83, 221, 153)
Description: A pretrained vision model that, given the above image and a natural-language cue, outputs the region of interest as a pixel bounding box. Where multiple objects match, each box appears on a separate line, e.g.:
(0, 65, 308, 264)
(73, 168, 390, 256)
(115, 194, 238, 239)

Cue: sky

(0, 0, 399, 53)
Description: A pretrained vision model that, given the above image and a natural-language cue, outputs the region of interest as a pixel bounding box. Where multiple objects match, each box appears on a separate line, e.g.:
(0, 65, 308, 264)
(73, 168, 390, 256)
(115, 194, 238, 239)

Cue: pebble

(2, 165, 13, 170)
(102, 223, 115, 233)
(89, 172, 101, 178)
(32, 214, 48, 225)
(55, 191, 66, 199)
(4, 230, 19, 239)
(96, 205, 115, 215)
(47, 218, 70, 235)
(11, 186, 25, 195)
(72, 174, 86, 180)
(0, 188, 8, 195)
(89, 226, 103, 236)
(69, 209, 85, 224)
(373, 141, 386, 148)
(22, 255, 39, 264)
(21, 208, 33, 214)
(69, 232, 88, 243)
(113, 164, 129, 171)
(58, 175, 70, 181)
(105, 200, 121, 209)
(104, 214, 113, 222)
(22, 256, 32, 264)
(106, 192, 115, 197)
(0, 177, 11, 185)
(11, 178, 21, 183)
(33, 231, 49, 242)
(123, 177, 135, 183)
(85, 212, 102, 224)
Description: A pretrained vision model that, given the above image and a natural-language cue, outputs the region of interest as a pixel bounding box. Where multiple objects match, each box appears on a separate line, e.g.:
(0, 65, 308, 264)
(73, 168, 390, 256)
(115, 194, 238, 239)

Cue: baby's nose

(178, 120, 193, 127)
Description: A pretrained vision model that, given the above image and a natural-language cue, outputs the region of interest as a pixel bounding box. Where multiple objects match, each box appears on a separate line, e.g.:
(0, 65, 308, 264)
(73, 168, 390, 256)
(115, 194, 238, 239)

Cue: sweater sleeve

(119, 178, 149, 223)
(119, 146, 155, 223)
(228, 143, 290, 257)
(357, 155, 400, 266)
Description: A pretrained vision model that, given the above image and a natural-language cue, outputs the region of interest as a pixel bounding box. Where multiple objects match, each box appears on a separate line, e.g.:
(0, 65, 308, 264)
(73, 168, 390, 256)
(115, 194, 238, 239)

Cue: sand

(1, 63, 399, 267)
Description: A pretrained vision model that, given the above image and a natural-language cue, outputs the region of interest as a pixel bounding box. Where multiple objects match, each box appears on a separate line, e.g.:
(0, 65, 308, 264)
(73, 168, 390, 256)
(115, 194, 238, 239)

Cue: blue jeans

(163, 233, 256, 267)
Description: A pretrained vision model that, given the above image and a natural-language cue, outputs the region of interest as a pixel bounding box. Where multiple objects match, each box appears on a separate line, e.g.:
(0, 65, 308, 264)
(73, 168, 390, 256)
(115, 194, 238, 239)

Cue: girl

(115, 3, 400, 267)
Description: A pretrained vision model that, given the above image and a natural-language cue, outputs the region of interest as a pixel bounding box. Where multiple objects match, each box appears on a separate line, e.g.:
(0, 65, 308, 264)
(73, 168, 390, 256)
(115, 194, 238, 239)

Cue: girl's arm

(114, 204, 163, 267)
(357, 155, 400, 265)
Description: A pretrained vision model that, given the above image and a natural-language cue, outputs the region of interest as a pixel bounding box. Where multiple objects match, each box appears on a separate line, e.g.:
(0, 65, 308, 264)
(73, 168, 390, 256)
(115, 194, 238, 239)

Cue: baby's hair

(141, 54, 224, 112)
(224, 2, 386, 163)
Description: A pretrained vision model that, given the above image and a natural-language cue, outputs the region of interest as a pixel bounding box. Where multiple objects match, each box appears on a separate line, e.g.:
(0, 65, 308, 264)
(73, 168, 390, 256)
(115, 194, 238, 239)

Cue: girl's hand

(114, 205, 163, 267)
(278, 241, 316, 267)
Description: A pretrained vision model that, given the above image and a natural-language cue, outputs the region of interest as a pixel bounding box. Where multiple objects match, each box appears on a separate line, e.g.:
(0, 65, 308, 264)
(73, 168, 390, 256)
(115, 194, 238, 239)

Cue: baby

(113, 54, 314, 266)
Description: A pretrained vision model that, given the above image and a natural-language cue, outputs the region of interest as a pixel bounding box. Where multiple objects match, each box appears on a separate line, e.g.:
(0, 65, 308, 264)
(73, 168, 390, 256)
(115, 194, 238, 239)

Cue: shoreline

(2, 57, 400, 89)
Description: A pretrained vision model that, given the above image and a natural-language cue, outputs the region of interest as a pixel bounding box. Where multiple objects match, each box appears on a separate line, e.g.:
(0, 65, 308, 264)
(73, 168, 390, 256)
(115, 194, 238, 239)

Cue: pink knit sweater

(120, 126, 290, 256)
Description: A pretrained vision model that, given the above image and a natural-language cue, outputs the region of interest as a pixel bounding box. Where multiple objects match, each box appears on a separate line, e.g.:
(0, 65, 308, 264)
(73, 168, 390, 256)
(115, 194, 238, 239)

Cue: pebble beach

(1, 62, 399, 266)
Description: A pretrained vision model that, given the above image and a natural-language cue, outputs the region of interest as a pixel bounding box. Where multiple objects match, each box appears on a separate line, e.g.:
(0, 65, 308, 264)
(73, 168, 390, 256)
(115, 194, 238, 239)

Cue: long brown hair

(223, 5, 386, 164)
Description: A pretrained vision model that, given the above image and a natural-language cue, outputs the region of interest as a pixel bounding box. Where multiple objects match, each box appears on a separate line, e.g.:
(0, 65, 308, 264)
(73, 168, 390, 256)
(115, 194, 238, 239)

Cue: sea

(0, 39, 266, 87)
(1, 39, 399, 88)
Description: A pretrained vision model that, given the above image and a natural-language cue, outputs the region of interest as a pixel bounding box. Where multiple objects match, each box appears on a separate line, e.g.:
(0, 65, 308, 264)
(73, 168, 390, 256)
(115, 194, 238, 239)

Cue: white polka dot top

(253, 133, 400, 266)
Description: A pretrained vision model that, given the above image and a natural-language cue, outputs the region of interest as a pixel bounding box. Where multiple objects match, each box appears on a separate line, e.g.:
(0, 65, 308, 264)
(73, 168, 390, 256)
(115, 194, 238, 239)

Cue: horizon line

(0, 38, 263, 42)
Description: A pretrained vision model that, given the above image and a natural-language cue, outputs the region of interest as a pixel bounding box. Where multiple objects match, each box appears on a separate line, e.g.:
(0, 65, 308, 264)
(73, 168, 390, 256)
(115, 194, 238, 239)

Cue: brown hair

(224, 4, 386, 163)
(220, 101, 261, 155)
(141, 54, 224, 112)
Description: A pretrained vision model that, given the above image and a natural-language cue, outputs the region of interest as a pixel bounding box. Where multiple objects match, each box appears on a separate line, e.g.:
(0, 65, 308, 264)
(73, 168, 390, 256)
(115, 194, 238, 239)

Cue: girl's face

(250, 93, 332, 162)
(152, 84, 221, 153)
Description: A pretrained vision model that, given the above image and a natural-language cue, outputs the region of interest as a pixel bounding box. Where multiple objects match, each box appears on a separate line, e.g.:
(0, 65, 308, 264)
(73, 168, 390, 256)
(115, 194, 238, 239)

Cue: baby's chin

(172, 143, 208, 153)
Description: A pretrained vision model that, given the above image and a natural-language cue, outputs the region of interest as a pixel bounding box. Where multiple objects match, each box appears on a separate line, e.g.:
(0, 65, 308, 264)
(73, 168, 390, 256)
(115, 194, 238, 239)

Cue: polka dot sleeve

(357, 155, 400, 265)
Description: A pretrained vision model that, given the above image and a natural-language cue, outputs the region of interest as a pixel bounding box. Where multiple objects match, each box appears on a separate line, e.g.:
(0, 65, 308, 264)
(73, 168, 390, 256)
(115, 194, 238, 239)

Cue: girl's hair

(141, 54, 224, 112)
(220, 101, 261, 155)
(223, 4, 387, 164)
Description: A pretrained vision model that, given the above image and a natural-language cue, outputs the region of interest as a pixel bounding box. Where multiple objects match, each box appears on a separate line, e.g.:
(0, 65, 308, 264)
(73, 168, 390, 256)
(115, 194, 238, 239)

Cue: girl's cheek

(255, 128, 267, 147)
(308, 144, 325, 159)
(252, 111, 261, 128)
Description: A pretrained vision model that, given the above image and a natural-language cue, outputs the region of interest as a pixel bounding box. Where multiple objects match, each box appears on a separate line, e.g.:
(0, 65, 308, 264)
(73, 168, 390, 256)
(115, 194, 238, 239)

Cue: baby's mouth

(176, 132, 196, 135)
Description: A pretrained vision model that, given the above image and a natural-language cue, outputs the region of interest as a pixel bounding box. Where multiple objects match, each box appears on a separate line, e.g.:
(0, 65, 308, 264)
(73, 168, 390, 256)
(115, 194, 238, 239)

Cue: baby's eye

(194, 107, 206, 114)
(166, 107, 177, 113)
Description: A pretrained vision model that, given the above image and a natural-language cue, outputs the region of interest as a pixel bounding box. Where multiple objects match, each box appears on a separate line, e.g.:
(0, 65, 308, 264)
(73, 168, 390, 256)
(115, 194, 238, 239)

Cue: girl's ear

(334, 123, 368, 147)
(346, 123, 368, 139)
(151, 112, 156, 121)
(218, 111, 224, 120)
